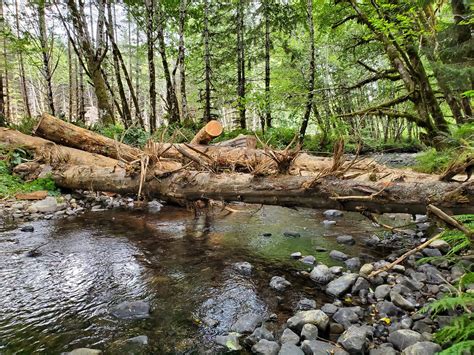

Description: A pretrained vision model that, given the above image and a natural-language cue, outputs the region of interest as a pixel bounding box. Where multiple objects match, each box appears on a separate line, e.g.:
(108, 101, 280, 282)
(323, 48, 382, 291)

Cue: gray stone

(393, 265, 406, 273)
(360, 263, 374, 276)
(401, 341, 441, 355)
(287, 310, 329, 331)
(279, 343, 304, 355)
(110, 301, 150, 320)
(376, 301, 404, 317)
(390, 292, 415, 311)
(400, 316, 413, 329)
(330, 266, 344, 275)
(300, 340, 348, 355)
(231, 313, 263, 333)
(326, 273, 359, 298)
(284, 231, 301, 238)
(337, 235, 355, 245)
(233, 261, 253, 276)
(333, 307, 361, 329)
(320, 303, 338, 316)
(301, 324, 318, 340)
(323, 210, 344, 218)
(108, 335, 149, 354)
(301, 255, 316, 265)
(20, 225, 34, 232)
(252, 339, 280, 355)
(246, 326, 275, 346)
(345, 257, 361, 271)
(291, 252, 303, 259)
(270, 276, 292, 291)
(329, 250, 349, 261)
(297, 298, 317, 311)
(31, 196, 58, 213)
(422, 248, 442, 257)
(370, 344, 397, 355)
(365, 234, 381, 246)
(281, 328, 300, 345)
(67, 349, 102, 355)
(310, 264, 334, 284)
(322, 220, 337, 227)
(338, 325, 367, 354)
(352, 277, 370, 293)
(388, 330, 422, 350)
(147, 200, 163, 212)
(216, 333, 242, 351)
(429, 240, 450, 253)
(330, 322, 345, 334)
(375, 285, 391, 300)
(416, 264, 444, 284)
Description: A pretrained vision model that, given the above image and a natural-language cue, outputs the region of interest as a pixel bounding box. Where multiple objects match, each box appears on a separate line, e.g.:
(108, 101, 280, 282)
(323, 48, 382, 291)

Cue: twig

(368, 232, 444, 278)
(427, 204, 473, 240)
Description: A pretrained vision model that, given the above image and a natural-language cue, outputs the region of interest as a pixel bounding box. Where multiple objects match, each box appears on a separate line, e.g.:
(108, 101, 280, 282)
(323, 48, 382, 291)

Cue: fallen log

(190, 120, 223, 144)
(214, 134, 257, 149)
(16, 160, 474, 215)
(33, 112, 142, 162)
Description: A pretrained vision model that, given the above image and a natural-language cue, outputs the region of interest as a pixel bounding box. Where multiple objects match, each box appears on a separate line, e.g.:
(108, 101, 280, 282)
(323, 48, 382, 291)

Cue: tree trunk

(17, 160, 474, 216)
(0, 0, 5, 126)
(145, 0, 157, 132)
(237, 0, 246, 129)
(15, 0, 31, 118)
(178, 0, 189, 123)
(203, 0, 212, 123)
(38, 0, 55, 116)
(190, 120, 223, 145)
(264, 0, 272, 129)
(299, 0, 315, 144)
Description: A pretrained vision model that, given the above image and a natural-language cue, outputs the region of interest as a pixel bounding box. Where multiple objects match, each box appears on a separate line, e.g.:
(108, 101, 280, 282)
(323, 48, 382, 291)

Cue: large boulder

(326, 273, 359, 298)
(287, 310, 329, 331)
(388, 330, 422, 351)
(251, 339, 280, 355)
(310, 264, 334, 284)
(338, 325, 368, 354)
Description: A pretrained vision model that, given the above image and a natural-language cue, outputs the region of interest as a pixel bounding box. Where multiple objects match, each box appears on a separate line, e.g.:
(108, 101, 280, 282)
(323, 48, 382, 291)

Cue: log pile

(1, 113, 473, 215)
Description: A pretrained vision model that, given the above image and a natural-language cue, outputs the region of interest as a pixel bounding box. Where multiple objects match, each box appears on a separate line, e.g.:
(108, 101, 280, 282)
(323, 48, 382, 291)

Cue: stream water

(0, 205, 402, 354)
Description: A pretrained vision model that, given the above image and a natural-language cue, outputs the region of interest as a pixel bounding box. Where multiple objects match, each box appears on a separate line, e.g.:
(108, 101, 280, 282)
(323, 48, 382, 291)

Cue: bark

(264, 0, 272, 129)
(178, 0, 189, 123)
(38, 0, 55, 116)
(15, 0, 31, 118)
(20, 161, 474, 216)
(145, 0, 157, 132)
(0, 0, 4, 126)
(203, 0, 212, 123)
(190, 120, 223, 145)
(299, 0, 315, 144)
(237, 0, 246, 129)
(156, 5, 180, 125)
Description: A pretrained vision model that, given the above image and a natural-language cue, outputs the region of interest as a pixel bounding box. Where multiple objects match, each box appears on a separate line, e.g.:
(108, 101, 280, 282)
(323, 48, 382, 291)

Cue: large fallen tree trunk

(33, 113, 436, 181)
(16, 161, 474, 215)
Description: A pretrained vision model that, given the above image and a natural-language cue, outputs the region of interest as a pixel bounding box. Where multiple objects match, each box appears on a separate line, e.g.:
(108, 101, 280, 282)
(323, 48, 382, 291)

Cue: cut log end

(190, 120, 223, 145)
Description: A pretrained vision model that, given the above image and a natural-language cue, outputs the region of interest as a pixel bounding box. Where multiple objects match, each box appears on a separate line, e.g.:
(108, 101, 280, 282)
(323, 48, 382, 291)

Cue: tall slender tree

(236, 0, 246, 129)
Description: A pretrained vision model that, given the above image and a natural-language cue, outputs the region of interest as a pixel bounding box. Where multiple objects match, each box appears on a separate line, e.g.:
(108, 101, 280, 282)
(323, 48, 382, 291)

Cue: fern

(439, 340, 474, 355)
(435, 314, 474, 345)
(425, 293, 474, 315)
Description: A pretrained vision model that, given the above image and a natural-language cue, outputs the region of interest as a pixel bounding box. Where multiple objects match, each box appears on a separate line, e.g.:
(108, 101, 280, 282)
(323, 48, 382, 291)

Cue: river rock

(310, 264, 334, 284)
(252, 339, 280, 355)
(422, 248, 442, 257)
(233, 261, 253, 276)
(322, 220, 337, 227)
(107, 335, 148, 354)
(20, 225, 34, 232)
(338, 325, 368, 354)
(336, 235, 355, 245)
(280, 328, 300, 344)
(291, 252, 303, 259)
(376, 301, 404, 317)
(388, 329, 422, 350)
(216, 333, 242, 351)
(333, 307, 361, 329)
(301, 255, 316, 265)
(345, 257, 361, 271)
(31, 196, 58, 213)
(326, 273, 358, 298)
(330, 266, 344, 275)
(270, 276, 292, 291)
(231, 313, 263, 333)
(284, 231, 301, 238)
(374, 285, 391, 300)
(287, 310, 329, 331)
(416, 264, 444, 284)
(352, 277, 370, 293)
(429, 240, 450, 253)
(278, 343, 304, 355)
(246, 326, 275, 346)
(390, 292, 415, 311)
(401, 341, 441, 355)
(300, 340, 348, 355)
(364, 234, 381, 246)
(321, 303, 338, 316)
(323, 210, 344, 218)
(301, 323, 318, 340)
(297, 298, 317, 310)
(147, 200, 162, 212)
(110, 301, 150, 320)
(329, 250, 349, 261)
(67, 349, 102, 355)
(359, 263, 374, 276)
(369, 344, 397, 355)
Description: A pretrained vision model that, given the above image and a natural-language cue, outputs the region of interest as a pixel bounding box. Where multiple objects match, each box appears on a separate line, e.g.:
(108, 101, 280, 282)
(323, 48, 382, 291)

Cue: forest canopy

(0, 0, 472, 149)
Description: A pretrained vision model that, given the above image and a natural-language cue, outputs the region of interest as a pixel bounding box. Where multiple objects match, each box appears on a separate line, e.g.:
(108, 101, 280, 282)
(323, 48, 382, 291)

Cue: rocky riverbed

(0, 193, 468, 354)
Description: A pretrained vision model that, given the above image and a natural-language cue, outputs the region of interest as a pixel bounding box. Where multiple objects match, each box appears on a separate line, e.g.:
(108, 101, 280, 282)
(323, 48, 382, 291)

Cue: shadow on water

(0, 205, 398, 354)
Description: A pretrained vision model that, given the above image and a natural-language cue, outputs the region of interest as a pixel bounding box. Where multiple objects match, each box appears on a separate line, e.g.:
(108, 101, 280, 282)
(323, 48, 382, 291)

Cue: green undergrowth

(0, 147, 58, 198)
(419, 214, 474, 354)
